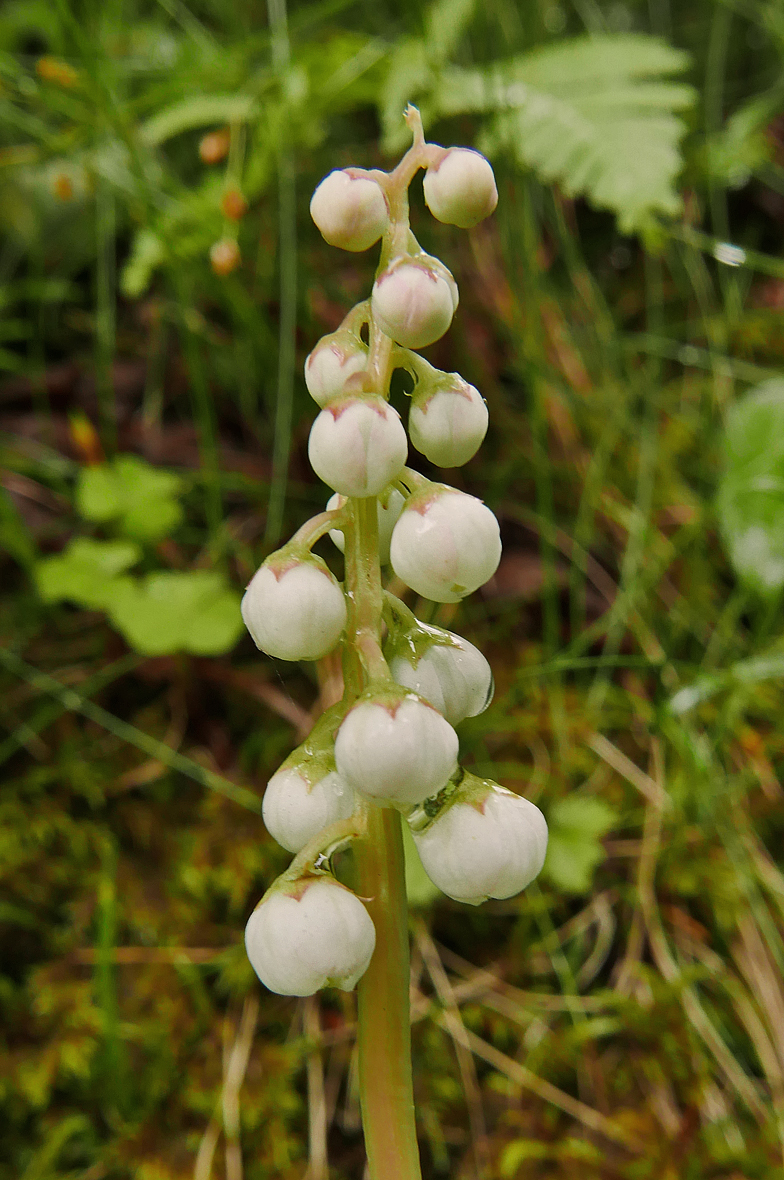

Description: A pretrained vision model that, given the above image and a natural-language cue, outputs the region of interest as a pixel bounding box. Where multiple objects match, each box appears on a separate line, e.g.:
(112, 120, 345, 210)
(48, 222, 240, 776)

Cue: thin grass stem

(264, 0, 298, 547)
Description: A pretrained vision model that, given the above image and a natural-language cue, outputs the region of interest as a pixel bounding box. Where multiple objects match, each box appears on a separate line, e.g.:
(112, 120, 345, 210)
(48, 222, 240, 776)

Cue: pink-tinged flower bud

(409, 376, 488, 467)
(304, 331, 368, 407)
(326, 488, 406, 565)
(308, 396, 408, 497)
(371, 254, 458, 349)
(335, 690, 458, 806)
(262, 767, 355, 853)
(389, 486, 502, 603)
(241, 554, 347, 661)
(423, 148, 498, 229)
(412, 780, 547, 905)
(310, 170, 389, 252)
(389, 624, 493, 726)
(245, 877, 376, 995)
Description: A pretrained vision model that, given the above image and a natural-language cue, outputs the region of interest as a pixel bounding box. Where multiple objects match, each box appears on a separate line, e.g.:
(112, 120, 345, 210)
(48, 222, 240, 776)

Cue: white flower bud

(335, 690, 458, 806)
(262, 767, 355, 854)
(241, 555, 347, 661)
(304, 331, 368, 407)
(310, 170, 389, 252)
(389, 625, 493, 726)
(413, 783, 547, 905)
(372, 254, 458, 349)
(423, 148, 498, 229)
(409, 377, 488, 467)
(245, 877, 376, 995)
(308, 395, 408, 498)
(326, 488, 406, 564)
(389, 486, 502, 603)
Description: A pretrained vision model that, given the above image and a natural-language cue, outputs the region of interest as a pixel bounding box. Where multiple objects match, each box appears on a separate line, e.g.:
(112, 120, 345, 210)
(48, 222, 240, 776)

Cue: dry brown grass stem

(436, 943, 615, 1011)
(193, 995, 260, 1180)
(636, 743, 768, 1124)
(405, 941, 643, 1154)
(412, 919, 490, 1178)
(222, 994, 260, 1180)
(193, 1111, 221, 1180)
(440, 1017, 644, 1153)
(588, 733, 670, 809)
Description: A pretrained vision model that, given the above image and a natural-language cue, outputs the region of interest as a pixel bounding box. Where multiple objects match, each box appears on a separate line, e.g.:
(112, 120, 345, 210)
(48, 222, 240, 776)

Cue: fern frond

(383, 31, 695, 234)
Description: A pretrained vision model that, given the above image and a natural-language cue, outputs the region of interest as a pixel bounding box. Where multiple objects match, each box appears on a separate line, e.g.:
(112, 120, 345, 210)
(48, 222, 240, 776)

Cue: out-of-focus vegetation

(4, 0, 784, 1176)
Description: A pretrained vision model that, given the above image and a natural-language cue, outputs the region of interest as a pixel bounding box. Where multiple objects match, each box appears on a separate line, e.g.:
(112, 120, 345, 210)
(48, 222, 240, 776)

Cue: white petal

(262, 768, 355, 853)
(245, 879, 376, 995)
(241, 561, 347, 661)
(335, 696, 458, 806)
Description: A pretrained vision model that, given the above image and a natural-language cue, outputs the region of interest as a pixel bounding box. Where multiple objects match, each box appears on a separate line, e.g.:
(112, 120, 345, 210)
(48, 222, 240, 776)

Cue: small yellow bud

(36, 57, 79, 88)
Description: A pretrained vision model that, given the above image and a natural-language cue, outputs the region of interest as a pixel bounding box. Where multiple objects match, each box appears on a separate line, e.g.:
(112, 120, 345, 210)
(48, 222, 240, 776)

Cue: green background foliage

(3, 0, 784, 1177)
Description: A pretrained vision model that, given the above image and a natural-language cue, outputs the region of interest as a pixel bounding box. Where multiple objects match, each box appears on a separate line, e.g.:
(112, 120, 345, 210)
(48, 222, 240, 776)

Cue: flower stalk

(240, 107, 547, 1178)
(356, 805, 421, 1180)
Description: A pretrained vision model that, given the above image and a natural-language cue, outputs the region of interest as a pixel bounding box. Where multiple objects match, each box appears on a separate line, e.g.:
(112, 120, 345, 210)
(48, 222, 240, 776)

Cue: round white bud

(409, 379, 488, 467)
(389, 626, 493, 726)
(245, 877, 376, 995)
(335, 691, 458, 806)
(423, 148, 498, 229)
(241, 556, 347, 661)
(389, 487, 502, 603)
(310, 170, 389, 252)
(371, 255, 458, 349)
(327, 488, 406, 565)
(413, 785, 547, 905)
(389, 646, 447, 717)
(304, 331, 367, 407)
(308, 396, 408, 498)
(262, 767, 355, 854)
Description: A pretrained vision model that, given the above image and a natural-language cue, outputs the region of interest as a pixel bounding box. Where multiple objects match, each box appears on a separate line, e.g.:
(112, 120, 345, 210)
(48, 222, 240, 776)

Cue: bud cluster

(241, 109, 547, 998)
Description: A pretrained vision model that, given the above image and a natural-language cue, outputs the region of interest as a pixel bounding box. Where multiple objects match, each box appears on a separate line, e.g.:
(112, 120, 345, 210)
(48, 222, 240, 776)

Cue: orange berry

(68, 412, 103, 465)
(52, 173, 74, 201)
(199, 130, 230, 164)
(221, 188, 248, 220)
(210, 239, 241, 275)
(36, 56, 79, 87)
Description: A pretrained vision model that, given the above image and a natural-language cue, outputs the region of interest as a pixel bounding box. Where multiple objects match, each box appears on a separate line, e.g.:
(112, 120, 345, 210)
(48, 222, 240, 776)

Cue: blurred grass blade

(264, 0, 297, 547)
(0, 648, 262, 812)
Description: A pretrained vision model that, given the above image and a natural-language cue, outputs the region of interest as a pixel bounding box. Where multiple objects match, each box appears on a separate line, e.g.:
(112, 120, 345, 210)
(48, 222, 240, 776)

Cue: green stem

(287, 508, 345, 553)
(344, 502, 420, 1180)
(264, 0, 297, 546)
(171, 272, 223, 547)
(356, 806, 421, 1180)
(95, 179, 117, 453)
(334, 116, 426, 1180)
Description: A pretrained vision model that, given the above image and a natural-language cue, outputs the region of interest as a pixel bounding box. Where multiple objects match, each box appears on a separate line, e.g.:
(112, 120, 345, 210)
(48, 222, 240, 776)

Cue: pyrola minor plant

(242, 107, 548, 1179)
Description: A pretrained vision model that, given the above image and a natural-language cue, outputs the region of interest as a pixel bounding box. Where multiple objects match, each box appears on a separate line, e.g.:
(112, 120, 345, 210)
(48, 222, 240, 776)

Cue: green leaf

(76, 466, 123, 522)
(120, 229, 165, 298)
(139, 94, 259, 146)
(76, 455, 184, 541)
(0, 486, 37, 570)
(499, 1140, 550, 1175)
(717, 380, 784, 596)
(107, 570, 243, 656)
(542, 795, 617, 894)
(34, 538, 141, 610)
(669, 647, 784, 715)
(702, 94, 775, 190)
(402, 821, 442, 908)
(386, 28, 694, 233)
